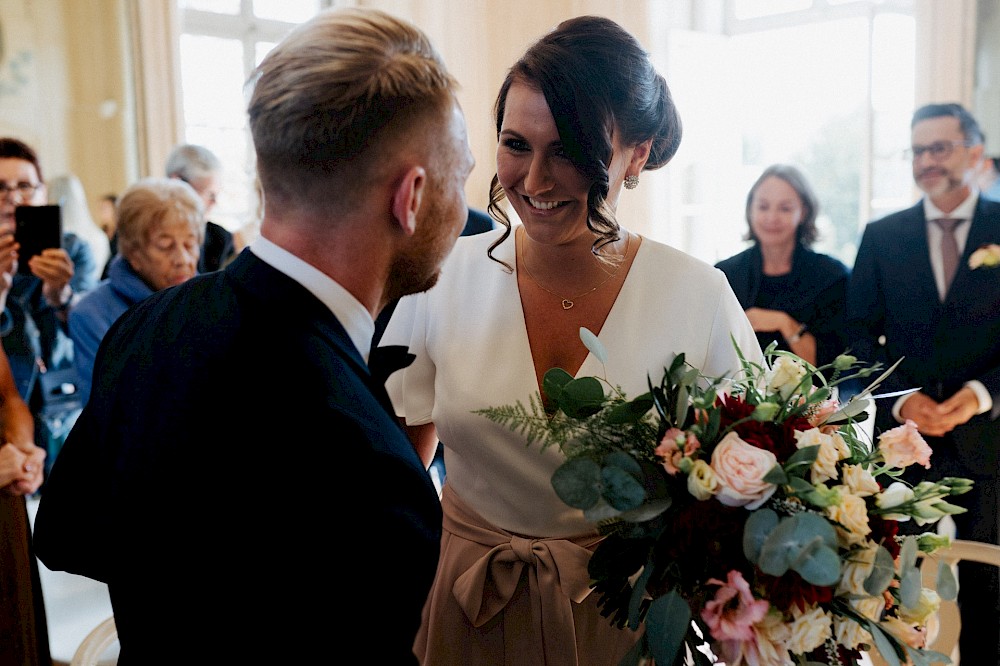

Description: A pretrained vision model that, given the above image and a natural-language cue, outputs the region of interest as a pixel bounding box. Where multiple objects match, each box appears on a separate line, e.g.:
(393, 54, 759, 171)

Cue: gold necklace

(518, 232, 631, 310)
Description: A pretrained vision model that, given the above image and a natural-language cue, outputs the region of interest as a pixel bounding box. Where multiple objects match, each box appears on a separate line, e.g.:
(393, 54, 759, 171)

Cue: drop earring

(624, 174, 639, 190)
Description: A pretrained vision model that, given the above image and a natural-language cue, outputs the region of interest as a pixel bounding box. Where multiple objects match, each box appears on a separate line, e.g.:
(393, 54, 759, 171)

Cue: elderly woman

(69, 177, 204, 406)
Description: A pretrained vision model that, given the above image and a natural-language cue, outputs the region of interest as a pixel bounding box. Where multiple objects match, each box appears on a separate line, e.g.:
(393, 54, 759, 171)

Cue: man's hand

(899, 389, 979, 437)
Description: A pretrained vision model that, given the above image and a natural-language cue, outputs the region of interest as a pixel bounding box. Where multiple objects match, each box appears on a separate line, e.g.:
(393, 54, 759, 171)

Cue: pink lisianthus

(807, 397, 840, 429)
(710, 432, 778, 508)
(702, 570, 770, 652)
(654, 427, 700, 475)
(878, 419, 932, 469)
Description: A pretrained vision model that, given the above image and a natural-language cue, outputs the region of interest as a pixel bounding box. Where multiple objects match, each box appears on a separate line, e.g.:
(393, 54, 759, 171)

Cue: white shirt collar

(923, 190, 978, 222)
(248, 236, 375, 362)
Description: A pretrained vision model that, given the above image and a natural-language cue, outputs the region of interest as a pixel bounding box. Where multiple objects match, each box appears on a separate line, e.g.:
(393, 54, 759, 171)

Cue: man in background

(35, 7, 473, 663)
(164, 143, 235, 272)
(847, 102, 1000, 664)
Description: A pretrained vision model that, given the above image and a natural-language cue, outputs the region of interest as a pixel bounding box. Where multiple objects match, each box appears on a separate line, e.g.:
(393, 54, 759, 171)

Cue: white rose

(795, 428, 848, 484)
(837, 543, 880, 596)
(841, 463, 880, 497)
(787, 605, 832, 655)
(827, 491, 871, 547)
(766, 356, 808, 400)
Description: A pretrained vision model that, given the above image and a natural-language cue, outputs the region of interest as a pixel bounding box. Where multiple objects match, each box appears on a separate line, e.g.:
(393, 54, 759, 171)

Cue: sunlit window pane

(179, 35, 247, 129)
(180, 0, 240, 15)
(733, 0, 812, 20)
(256, 42, 277, 67)
(253, 0, 320, 23)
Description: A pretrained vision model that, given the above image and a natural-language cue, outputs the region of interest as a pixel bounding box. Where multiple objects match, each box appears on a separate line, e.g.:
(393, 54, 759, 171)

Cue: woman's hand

(0, 441, 45, 496)
(30, 248, 75, 308)
(745, 307, 796, 336)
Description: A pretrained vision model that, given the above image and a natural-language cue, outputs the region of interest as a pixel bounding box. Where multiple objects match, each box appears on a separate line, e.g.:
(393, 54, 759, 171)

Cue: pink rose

(654, 427, 700, 475)
(878, 419, 932, 469)
(710, 431, 778, 509)
(702, 570, 770, 645)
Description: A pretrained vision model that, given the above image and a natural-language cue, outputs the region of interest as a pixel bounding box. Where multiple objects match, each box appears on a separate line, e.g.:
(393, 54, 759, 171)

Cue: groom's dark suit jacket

(847, 196, 1000, 477)
(34, 251, 441, 664)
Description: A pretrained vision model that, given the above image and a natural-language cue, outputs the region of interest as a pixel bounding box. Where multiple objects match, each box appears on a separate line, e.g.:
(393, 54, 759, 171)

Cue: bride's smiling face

(496, 80, 599, 245)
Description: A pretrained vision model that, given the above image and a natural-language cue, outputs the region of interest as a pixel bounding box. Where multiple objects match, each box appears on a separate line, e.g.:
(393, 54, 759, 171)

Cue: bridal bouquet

(477, 329, 972, 666)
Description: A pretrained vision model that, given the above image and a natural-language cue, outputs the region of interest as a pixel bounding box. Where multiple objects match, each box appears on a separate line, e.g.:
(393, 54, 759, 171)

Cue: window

(658, 0, 915, 267)
(177, 0, 334, 231)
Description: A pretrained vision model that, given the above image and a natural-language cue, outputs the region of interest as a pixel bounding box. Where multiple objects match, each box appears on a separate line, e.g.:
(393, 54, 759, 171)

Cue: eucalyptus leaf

(899, 564, 922, 609)
(758, 513, 839, 583)
(743, 508, 779, 563)
(542, 367, 574, 404)
(899, 536, 919, 572)
(936, 559, 959, 600)
(602, 464, 646, 511)
(558, 376, 606, 418)
(619, 498, 672, 523)
(866, 621, 905, 666)
(863, 545, 896, 596)
(550, 458, 601, 509)
(579, 327, 607, 364)
(790, 537, 841, 586)
(645, 590, 690, 666)
(605, 450, 643, 478)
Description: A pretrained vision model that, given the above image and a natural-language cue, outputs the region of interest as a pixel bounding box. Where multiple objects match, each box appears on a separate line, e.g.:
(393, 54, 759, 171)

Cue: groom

(34, 8, 473, 664)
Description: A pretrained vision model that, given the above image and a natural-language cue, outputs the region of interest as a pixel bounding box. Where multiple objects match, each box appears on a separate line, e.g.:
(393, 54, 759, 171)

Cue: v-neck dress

(382, 229, 762, 539)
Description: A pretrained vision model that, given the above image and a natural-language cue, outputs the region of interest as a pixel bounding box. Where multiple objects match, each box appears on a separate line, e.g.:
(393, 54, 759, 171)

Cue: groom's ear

(390, 165, 427, 237)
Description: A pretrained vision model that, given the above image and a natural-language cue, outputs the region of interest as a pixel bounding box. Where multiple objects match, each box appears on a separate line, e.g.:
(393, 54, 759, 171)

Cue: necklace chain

(518, 232, 631, 310)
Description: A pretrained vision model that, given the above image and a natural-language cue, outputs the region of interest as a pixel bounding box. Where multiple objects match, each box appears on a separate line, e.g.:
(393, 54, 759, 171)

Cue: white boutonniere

(969, 243, 1000, 269)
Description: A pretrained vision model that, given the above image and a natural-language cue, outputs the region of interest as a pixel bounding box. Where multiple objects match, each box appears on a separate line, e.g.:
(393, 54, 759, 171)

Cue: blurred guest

(978, 153, 1000, 201)
(97, 193, 118, 280)
(0, 138, 96, 471)
(0, 341, 50, 666)
(48, 174, 112, 283)
(69, 178, 204, 406)
(716, 164, 849, 368)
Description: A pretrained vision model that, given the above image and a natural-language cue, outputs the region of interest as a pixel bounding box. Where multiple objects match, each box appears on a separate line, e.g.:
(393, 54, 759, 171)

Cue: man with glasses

(0, 137, 98, 472)
(847, 103, 1000, 664)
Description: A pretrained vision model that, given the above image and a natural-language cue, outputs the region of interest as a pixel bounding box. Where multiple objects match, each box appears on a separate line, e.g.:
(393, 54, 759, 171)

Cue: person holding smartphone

(0, 137, 97, 473)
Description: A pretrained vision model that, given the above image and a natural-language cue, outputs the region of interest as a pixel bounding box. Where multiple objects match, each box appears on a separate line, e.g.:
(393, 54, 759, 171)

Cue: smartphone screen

(14, 205, 63, 275)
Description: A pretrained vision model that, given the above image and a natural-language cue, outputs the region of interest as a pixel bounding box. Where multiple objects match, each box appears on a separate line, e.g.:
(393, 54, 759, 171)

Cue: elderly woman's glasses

(0, 182, 41, 198)
(904, 140, 973, 161)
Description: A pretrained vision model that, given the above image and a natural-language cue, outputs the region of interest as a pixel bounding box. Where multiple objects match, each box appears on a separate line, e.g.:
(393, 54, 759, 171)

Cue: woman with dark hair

(716, 164, 850, 367)
(379, 15, 761, 664)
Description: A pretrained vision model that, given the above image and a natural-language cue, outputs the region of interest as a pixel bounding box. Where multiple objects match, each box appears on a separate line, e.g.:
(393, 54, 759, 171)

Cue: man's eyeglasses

(904, 140, 973, 161)
(0, 182, 42, 198)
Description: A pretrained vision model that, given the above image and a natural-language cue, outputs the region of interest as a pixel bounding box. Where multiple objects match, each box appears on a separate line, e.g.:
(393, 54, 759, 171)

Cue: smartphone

(14, 205, 62, 275)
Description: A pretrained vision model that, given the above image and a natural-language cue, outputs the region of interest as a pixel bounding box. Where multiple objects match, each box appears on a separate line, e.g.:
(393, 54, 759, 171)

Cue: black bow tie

(368, 345, 416, 386)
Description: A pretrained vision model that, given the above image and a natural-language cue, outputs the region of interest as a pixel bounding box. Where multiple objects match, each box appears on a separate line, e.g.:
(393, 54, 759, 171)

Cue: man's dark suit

(34, 251, 442, 664)
(847, 196, 1000, 661)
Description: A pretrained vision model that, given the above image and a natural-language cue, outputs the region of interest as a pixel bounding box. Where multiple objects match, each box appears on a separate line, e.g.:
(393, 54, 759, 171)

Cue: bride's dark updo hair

(487, 15, 682, 266)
